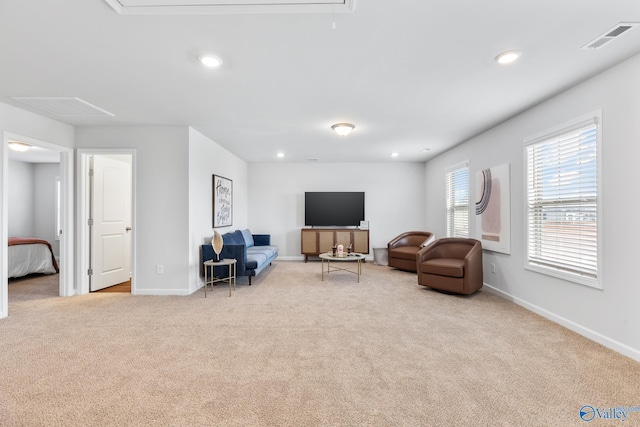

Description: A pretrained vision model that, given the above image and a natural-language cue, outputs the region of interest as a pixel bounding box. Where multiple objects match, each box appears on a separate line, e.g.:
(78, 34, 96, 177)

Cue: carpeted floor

(2, 262, 639, 426)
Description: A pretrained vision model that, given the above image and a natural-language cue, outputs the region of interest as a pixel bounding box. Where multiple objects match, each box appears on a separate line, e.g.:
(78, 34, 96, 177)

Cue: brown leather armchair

(416, 238, 483, 295)
(387, 231, 434, 272)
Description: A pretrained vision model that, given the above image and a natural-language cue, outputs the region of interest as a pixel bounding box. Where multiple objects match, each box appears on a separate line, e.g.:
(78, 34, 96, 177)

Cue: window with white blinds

(446, 162, 469, 238)
(525, 114, 600, 287)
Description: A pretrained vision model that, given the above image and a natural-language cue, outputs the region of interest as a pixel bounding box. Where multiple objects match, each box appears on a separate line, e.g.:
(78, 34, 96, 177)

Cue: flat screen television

(305, 192, 365, 227)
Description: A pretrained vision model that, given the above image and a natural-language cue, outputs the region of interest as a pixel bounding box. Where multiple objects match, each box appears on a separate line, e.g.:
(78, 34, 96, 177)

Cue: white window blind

(525, 117, 599, 285)
(446, 162, 469, 238)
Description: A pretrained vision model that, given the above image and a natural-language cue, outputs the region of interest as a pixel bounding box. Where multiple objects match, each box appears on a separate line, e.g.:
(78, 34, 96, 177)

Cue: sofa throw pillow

(223, 231, 242, 245)
(240, 229, 255, 248)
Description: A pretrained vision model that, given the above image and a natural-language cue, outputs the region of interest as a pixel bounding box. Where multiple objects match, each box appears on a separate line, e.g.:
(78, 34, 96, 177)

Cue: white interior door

(90, 155, 132, 292)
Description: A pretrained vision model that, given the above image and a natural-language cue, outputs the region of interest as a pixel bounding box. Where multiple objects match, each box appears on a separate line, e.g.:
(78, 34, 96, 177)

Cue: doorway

(77, 150, 135, 295)
(1, 133, 74, 319)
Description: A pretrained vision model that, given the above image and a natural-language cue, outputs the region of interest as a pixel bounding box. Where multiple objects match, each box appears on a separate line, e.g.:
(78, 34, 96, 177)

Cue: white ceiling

(2, 1, 640, 163)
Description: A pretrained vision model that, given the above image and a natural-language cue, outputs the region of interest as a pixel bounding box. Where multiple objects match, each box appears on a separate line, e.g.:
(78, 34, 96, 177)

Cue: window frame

(445, 161, 470, 238)
(523, 111, 603, 289)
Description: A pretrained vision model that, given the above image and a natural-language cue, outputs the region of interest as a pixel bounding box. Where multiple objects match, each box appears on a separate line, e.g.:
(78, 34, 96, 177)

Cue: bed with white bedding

(8, 237, 59, 278)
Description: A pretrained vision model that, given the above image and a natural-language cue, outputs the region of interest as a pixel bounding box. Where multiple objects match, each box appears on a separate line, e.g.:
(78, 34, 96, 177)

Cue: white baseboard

(277, 255, 306, 261)
(134, 288, 192, 296)
(483, 283, 640, 363)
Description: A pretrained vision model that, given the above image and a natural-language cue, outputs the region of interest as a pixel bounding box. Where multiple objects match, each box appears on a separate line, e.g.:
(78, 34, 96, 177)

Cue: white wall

(75, 126, 191, 295)
(34, 163, 61, 257)
(248, 162, 426, 259)
(188, 127, 249, 293)
(8, 161, 60, 256)
(424, 53, 640, 360)
(8, 160, 34, 238)
(0, 103, 75, 150)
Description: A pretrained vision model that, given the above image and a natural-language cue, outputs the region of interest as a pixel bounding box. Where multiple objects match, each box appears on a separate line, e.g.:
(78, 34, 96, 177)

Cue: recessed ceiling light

(331, 123, 355, 136)
(391, 152, 399, 158)
(277, 152, 285, 158)
(494, 50, 520, 65)
(198, 54, 223, 68)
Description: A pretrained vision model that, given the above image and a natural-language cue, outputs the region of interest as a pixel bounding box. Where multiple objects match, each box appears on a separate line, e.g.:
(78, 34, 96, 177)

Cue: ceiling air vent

(582, 22, 640, 50)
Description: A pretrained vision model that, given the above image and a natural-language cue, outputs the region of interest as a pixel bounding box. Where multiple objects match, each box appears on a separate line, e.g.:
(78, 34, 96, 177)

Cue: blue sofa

(201, 229, 278, 285)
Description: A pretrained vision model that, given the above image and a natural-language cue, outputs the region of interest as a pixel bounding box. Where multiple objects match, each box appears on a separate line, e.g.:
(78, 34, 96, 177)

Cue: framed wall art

(475, 163, 511, 254)
(213, 175, 232, 228)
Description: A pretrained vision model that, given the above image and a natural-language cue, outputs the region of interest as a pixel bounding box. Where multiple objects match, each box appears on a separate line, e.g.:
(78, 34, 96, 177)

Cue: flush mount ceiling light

(198, 54, 223, 68)
(8, 141, 32, 152)
(494, 50, 521, 65)
(331, 123, 355, 136)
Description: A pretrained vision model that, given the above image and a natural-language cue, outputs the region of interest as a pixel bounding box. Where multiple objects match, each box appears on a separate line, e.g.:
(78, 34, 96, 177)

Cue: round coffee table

(319, 252, 366, 283)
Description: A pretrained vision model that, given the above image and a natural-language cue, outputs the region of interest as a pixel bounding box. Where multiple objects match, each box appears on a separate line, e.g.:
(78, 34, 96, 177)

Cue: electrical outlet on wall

(157, 265, 164, 274)
(491, 263, 496, 274)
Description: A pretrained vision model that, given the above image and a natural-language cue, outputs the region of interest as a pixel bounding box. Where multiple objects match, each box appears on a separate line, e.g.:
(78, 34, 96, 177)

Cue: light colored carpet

(2, 262, 639, 426)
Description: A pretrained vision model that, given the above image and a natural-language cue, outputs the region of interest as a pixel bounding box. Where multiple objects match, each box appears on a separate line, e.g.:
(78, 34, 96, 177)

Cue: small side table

(203, 258, 237, 297)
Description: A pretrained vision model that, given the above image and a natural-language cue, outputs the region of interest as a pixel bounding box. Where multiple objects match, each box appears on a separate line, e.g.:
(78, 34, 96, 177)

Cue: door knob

(126, 227, 132, 232)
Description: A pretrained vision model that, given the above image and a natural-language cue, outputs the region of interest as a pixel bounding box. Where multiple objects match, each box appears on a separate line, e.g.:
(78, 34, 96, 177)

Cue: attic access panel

(104, 0, 355, 14)
(11, 97, 114, 117)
